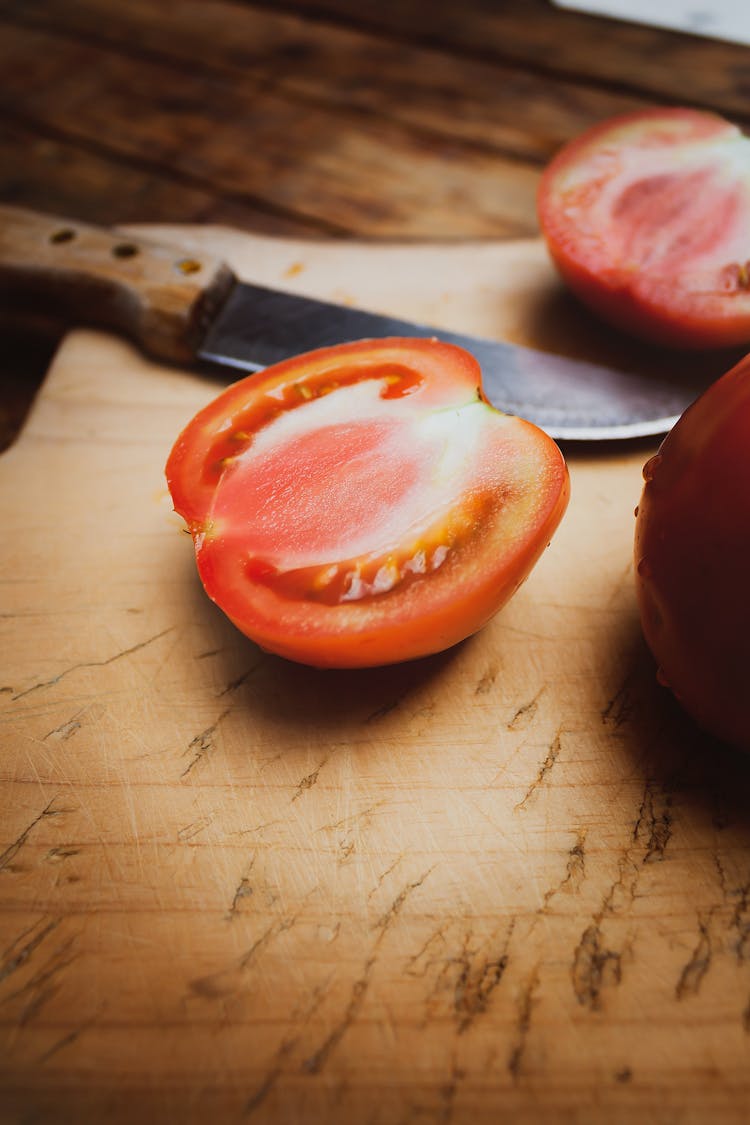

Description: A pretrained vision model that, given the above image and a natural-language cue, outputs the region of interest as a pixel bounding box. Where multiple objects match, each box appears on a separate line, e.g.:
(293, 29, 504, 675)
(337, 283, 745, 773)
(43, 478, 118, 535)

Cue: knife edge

(199, 280, 705, 440)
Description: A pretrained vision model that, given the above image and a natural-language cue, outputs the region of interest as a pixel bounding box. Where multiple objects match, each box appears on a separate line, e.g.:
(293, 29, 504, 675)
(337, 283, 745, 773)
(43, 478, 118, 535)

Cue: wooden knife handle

(0, 205, 237, 364)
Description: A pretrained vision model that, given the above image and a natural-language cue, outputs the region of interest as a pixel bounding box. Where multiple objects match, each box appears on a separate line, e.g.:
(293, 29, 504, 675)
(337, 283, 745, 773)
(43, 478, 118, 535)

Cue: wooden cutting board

(2, 227, 750, 1125)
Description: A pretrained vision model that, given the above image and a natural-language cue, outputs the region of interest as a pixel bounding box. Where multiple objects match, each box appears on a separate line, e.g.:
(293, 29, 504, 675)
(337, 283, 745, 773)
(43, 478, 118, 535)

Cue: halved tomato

(538, 108, 750, 349)
(166, 338, 569, 668)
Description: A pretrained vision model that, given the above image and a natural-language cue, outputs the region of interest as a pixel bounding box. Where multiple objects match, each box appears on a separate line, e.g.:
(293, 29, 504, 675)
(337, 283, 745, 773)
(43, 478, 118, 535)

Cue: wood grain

(4, 0, 748, 242)
(2, 227, 750, 1124)
(0, 19, 542, 241)
(0, 0, 655, 165)
(0, 117, 316, 237)
(281, 0, 750, 119)
(3, 0, 748, 452)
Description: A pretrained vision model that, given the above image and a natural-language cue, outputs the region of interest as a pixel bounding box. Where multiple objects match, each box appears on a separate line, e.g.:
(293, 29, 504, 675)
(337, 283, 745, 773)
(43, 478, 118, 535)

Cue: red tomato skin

(166, 338, 569, 669)
(635, 352, 750, 750)
(538, 108, 750, 349)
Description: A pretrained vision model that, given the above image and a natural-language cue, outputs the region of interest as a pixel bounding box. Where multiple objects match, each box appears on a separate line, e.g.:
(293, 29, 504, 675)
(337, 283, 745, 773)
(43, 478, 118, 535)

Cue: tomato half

(166, 338, 569, 668)
(635, 351, 750, 750)
(538, 108, 750, 349)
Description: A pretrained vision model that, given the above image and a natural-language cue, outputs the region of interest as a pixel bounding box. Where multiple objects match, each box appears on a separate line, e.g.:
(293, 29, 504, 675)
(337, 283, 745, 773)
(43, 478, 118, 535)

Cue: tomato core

(538, 108, 750, 348)
(611, 169, 741, 272)
(198, 360, 425, 504)
(211, 418, 419, 557)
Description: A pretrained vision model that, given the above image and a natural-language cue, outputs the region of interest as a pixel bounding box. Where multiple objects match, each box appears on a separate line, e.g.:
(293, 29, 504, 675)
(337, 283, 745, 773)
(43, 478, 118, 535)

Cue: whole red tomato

(166, 338, 569, 668)
(538, 108, 750, 349)
(635, 352, 750, 750)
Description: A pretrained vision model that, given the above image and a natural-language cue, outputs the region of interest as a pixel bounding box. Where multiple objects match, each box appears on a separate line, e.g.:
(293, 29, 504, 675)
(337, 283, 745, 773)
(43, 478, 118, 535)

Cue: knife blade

(0, 205, 715, 440)
(200, 280, 715, 441)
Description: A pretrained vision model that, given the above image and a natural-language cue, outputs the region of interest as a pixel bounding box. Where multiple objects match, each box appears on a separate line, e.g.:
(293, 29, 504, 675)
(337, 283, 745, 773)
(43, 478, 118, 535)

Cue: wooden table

(2, 0, 750, 449)
(3, 4, 750, 1124)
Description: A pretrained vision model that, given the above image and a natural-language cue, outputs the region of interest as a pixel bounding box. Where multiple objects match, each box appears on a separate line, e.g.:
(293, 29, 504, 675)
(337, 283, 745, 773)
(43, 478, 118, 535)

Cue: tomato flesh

(635, 352, 750, 750)
(167, 338, 569, 668)
(538, 108, 750, 348)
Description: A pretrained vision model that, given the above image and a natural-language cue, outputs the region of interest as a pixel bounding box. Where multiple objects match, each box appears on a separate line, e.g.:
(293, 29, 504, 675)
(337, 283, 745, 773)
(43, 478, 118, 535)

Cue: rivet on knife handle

(0, 205, 236, 364)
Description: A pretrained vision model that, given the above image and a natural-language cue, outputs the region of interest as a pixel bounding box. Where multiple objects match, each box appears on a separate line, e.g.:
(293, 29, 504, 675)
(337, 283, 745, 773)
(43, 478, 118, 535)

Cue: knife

(0, 205, 713, 440)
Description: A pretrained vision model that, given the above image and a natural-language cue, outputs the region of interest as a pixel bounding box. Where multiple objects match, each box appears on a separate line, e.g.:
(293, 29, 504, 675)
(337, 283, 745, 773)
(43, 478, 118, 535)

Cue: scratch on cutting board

(243, 978, 329, 1116)
(405, 925, 447, 977)
(191, 912, 303, 999)
(2, 933, 78, 1025)
(302, 957, 375, 1075)
(300, 870, 434, 1076)
(11, 626, 175, 701)
(39, 1018, 95, 1064)
(181, 709, 231, 778)
(507, 965, 541, 1082)
(177, 816, 214, 843)
(474, 663, 499, 696)
(373, 868, 435, 939)
(0, 799, 62, 872)
(568, 846, 642, 1013)
(227, 857, 256, 920)
(317, 800, 386, 835)
(367, 852, 404, 900)
(540, 830, 587, 911)
(601, 667, 638, 727)
(43, 710, 84, 741)
(245, 909, 307, 971)
(571, 923, 623, 1011)
(243, 1037, 296, 1117)
(0, 919, 61, 987)
(218, 659, 264, 697)
(507, 687, 544, 730)
(365, 695, 403, 723)
(515, 729, 562, 810)
(675, 911, 715, 1000)
(600, 853, 641, 920)
(437, 1057, 464, 1124)
(714, 852, 729, 900)
(730, 874, 750, 963)
(45, 846, 80, 863)
(633, 778, 673, 863)
(291, 754, 332, 802)
(238, 921, 279, 971)
(453, 919, 515, 1034)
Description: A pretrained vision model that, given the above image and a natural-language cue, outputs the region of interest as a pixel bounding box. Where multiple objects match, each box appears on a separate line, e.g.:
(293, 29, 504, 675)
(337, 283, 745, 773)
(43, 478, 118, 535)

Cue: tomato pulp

(635, 352, 750, 750)
(166, 338, 569, 668)
(538, 108, 750, 348)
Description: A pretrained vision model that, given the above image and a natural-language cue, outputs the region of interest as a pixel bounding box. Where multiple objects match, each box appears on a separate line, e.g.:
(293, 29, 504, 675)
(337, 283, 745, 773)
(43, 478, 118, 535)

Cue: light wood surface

(3, 227, 750, 1125)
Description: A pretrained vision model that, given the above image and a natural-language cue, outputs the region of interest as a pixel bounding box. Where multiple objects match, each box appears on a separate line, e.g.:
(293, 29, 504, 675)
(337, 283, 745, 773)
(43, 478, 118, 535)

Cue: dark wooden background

(1, 0, 749, 446)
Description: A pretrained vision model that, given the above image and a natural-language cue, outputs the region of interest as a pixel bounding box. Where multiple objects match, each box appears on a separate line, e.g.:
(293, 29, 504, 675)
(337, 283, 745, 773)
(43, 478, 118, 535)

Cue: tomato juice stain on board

(166, 338, 569, 669)
(538, 108, 750, 349)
